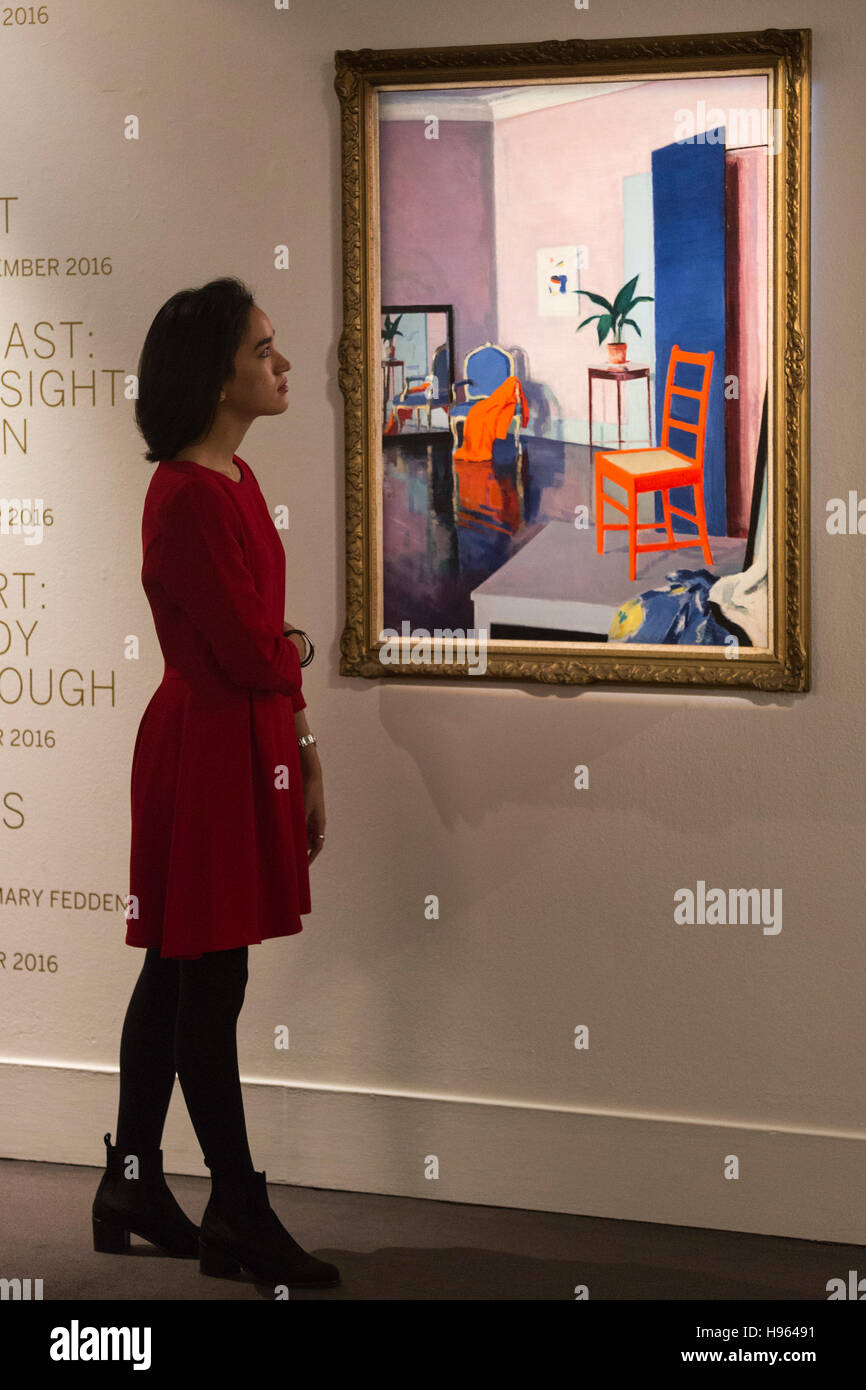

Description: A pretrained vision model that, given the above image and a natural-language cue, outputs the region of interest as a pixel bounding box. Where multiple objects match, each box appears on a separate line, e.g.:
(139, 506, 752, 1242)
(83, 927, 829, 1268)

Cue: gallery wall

(0, 0, 863, 1244)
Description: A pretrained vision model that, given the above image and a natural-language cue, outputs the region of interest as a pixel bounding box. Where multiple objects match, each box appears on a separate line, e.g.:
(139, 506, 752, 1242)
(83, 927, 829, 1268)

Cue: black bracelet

(284, 628, 314, 667)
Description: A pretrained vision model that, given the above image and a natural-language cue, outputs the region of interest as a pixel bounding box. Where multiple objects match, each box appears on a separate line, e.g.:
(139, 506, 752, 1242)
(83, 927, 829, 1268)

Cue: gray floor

(2, 1156, 861, 1300)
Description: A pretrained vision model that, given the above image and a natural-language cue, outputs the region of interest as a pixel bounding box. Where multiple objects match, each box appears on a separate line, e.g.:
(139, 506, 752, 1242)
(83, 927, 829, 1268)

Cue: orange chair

(594, 346, 715, 582)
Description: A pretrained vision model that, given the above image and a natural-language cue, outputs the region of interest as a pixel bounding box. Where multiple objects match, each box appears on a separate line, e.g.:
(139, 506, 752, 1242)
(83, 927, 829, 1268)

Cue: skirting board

(0, 1061, 862, 1245)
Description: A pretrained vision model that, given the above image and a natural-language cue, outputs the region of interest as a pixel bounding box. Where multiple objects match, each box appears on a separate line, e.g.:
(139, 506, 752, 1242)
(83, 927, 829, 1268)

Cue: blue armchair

(449, 342, 523, 456)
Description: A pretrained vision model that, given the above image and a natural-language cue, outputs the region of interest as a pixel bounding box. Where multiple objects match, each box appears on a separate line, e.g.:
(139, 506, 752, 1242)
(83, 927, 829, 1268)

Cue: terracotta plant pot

(607, 341, 628, 365)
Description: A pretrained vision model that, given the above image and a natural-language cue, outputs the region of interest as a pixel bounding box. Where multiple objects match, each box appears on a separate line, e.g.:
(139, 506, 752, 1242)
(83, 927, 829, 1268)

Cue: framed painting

(335, 29, 810, 690)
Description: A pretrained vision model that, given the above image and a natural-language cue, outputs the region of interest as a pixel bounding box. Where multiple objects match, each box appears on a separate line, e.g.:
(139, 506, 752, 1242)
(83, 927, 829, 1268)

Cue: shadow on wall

(506, 345, 555, 436)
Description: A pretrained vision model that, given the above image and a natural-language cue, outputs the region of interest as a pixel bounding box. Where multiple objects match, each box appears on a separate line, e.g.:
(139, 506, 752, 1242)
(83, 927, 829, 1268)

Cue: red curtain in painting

(724, 148, 768, 538)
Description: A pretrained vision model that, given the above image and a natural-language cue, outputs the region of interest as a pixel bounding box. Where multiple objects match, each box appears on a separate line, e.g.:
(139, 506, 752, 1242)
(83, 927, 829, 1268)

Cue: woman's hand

(302, 767, 326, 864)
(293, 705, 323, 862)
(284, 626, 306, 661)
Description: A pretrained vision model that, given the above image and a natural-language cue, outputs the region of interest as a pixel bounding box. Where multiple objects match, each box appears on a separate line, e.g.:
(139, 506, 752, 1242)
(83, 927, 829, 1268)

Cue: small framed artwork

(335, 29, 811, 690)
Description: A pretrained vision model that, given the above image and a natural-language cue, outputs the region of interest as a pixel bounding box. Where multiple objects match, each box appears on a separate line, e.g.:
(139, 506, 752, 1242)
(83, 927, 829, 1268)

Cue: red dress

(125, 454, 310, 959)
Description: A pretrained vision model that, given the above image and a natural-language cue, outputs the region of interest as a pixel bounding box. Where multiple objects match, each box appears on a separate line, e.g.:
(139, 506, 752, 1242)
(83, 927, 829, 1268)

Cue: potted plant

(575, 274, 654, 365)
(382, 312, 404, 360)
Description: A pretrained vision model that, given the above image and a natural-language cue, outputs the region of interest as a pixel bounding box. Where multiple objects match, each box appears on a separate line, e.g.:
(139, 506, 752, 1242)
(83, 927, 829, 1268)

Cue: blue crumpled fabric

(608, 568, 736, 645)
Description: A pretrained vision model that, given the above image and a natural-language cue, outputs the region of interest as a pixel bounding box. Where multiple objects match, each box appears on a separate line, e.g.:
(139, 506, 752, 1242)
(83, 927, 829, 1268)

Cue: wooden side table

(382, 359, 405, 428)
(587, 362, 653, 520)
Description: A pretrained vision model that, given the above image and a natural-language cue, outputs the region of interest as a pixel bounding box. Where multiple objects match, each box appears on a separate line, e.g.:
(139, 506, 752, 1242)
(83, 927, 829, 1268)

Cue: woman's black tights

(114, 945, 255, 1178)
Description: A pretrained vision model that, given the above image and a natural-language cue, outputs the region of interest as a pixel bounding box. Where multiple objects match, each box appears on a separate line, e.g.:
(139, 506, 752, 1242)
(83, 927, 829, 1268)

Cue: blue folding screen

(651, 132, 726, 536)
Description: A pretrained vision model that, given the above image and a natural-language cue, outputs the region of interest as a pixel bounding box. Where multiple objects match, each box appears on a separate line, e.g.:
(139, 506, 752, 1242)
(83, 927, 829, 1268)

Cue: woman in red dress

(91, 277, 339, 1290)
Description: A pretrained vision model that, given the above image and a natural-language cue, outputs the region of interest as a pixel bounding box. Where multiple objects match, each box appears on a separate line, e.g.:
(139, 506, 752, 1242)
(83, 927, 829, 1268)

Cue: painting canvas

(336, 32, 810, 690)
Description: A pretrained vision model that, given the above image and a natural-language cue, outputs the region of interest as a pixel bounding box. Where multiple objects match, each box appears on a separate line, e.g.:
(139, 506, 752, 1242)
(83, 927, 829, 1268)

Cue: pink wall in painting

(378, 119, 498, 366)
(725, 147, 769, 537)
(378, 76, 771, 494)
(492, 74, 768, 432)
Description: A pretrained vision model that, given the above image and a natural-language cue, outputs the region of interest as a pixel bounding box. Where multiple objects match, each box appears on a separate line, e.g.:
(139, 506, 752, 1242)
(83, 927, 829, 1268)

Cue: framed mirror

(381, 304, 455, 436)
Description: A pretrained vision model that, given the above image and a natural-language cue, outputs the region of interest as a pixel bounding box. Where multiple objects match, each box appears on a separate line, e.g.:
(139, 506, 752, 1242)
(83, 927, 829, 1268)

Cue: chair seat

(393, 392, 450, 409)
(596, 447, 699, 481)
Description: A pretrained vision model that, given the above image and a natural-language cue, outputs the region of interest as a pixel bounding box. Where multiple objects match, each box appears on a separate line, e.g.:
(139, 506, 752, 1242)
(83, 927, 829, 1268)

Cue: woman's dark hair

(135, 276, 255, 462)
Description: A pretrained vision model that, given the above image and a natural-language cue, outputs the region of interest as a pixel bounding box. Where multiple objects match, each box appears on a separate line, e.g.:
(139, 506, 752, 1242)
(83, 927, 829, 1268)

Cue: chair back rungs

(659, 345, 714, 467)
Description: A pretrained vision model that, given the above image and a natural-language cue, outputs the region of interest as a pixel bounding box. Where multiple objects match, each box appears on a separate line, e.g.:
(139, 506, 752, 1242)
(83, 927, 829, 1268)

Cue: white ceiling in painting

(377, 82, 643, 122)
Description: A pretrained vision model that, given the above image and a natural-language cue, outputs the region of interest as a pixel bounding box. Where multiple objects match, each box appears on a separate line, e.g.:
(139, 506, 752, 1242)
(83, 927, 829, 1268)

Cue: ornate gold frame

(335, 30, 810, 691)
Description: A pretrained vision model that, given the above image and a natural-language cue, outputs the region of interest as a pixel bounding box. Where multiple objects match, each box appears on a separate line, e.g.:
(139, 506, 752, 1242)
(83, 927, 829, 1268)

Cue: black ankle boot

(199, 1169, 340, 1289)
(92, 1132, 200, 1259)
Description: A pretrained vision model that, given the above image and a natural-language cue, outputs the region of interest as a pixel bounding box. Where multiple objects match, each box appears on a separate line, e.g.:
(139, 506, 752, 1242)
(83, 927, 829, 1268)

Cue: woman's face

(220, 303, 291, 421)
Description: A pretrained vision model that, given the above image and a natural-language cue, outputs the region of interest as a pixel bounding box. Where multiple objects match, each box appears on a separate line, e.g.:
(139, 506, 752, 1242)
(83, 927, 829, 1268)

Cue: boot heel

(199, 1239, 241, 1279)
(93, 1216, 130, 1254)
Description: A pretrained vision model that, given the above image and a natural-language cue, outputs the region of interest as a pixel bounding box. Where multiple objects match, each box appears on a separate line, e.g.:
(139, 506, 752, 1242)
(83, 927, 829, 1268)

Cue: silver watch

(297, 733, 318, 749)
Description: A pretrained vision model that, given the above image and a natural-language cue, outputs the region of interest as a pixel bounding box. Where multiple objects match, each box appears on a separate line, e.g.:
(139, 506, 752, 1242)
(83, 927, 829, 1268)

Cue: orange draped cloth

(452, 375, 529, 461)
